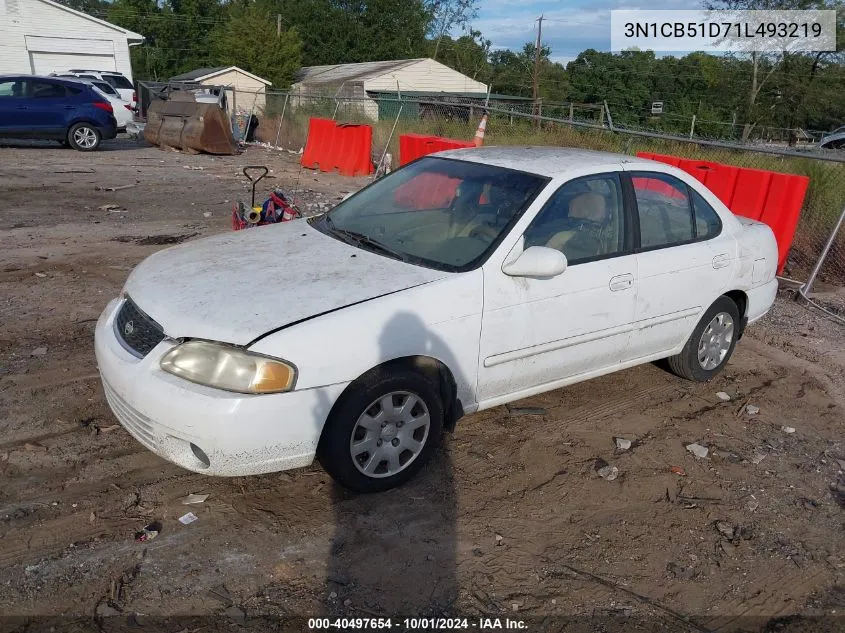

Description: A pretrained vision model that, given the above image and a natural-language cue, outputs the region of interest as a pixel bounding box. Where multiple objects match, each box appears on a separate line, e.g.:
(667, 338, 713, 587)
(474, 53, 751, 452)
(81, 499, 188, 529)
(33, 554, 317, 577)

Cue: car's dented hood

(123, 220, 448, 346)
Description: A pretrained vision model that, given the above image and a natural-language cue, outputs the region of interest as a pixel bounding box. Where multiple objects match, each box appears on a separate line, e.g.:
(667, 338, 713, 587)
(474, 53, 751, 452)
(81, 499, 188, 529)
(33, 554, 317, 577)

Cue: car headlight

(160, 340, 296, 394)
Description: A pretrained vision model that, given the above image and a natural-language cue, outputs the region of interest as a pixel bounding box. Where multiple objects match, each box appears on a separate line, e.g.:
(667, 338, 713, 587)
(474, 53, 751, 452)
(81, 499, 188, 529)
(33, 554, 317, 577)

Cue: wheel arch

(723, 289, 749, 337)
(321, 355, 464, 442)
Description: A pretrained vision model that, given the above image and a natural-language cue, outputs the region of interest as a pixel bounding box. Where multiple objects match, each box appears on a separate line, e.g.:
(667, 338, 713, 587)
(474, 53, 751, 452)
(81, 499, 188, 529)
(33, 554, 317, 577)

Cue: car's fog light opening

(190, 443, 210, 469)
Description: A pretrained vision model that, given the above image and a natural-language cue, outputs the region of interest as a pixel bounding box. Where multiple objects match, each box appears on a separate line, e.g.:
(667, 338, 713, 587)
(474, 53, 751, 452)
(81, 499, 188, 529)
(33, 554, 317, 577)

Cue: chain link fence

(244, 89, 845, 305)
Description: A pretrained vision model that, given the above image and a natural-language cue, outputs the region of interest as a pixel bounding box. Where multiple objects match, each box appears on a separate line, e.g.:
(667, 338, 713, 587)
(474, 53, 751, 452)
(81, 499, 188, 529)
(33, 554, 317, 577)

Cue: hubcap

(73, 127, 97, 149)
(350, 391, 430, 478)
(697, 312, 734, 370)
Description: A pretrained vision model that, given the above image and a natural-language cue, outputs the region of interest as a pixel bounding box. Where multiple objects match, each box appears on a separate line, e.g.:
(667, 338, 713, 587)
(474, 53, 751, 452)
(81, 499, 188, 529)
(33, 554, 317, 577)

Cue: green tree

(214, 0, 302, 88)
(430, 30, 490, 80)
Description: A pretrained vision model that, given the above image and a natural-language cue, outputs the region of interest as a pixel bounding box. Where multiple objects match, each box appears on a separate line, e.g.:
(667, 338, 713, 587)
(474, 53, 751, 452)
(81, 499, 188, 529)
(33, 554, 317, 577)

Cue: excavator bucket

(144, 92, 237, 155)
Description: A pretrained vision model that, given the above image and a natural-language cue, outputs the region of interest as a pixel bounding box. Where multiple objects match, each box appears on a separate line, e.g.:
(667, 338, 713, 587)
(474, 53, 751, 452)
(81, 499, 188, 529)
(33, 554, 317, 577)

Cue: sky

(470, 0, 705, 64)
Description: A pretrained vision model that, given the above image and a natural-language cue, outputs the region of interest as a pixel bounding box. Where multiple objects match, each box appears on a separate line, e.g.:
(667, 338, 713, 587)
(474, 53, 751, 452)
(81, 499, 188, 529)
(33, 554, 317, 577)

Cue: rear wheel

(67, 123, 101, 151)
(667, 296, 740, 382)
(317, 367, 443, 493)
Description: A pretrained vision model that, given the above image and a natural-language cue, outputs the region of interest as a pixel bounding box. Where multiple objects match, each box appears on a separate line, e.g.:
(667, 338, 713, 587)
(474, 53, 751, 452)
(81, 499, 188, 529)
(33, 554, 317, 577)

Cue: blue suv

(0, 75, 118, 151)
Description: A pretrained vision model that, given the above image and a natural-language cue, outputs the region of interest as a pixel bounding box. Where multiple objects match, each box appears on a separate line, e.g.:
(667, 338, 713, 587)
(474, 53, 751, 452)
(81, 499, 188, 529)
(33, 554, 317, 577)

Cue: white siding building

(291, 58, 488, 120)
(0, 0, 143, 80)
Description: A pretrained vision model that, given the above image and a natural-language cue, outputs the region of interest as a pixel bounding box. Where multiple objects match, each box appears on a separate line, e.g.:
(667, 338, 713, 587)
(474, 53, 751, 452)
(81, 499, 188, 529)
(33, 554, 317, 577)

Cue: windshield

(103, 74, 133, 90)
(314, 157, 548, 271)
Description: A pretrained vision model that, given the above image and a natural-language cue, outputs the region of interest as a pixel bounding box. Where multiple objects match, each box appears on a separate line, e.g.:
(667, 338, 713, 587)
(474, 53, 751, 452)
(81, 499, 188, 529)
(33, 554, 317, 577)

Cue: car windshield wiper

(323, 216, 409, 262)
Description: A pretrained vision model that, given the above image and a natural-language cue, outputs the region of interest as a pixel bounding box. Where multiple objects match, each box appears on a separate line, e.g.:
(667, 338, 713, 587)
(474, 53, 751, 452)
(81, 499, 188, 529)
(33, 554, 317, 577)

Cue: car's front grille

(114, 296, 165, 358)
(102, 380, 157, 450)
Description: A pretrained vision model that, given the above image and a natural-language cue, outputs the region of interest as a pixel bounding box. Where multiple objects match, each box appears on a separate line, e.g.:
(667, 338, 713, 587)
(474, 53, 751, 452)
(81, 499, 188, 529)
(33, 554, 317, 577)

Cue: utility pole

(532, 14, 544, 121)
(277, 14, 282, 37)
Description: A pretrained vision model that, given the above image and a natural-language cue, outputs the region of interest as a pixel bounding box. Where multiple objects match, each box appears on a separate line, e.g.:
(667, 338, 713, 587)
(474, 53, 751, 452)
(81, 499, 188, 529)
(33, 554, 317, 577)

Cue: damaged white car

(95, 147, 778, 492)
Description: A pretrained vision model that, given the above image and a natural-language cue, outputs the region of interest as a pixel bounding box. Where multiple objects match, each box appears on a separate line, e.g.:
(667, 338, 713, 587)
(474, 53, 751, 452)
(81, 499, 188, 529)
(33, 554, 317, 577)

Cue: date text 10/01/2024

(307, 618, 528, 630)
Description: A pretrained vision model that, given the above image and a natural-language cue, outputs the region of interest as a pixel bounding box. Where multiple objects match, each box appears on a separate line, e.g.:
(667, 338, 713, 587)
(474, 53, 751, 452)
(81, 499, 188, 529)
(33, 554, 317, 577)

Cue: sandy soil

(1, 138, 844, 633)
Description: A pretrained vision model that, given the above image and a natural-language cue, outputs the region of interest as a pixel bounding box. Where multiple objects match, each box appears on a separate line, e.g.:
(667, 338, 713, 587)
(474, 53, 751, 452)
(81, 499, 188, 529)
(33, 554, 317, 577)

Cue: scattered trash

(203, 211, 212, 218)
(180, 493, 209, 505)
(782, 426, 796, 434)
(594, 458, 620, 481)
(98, 204, 122, 212)
(34, 272, 47, 278)
(714, 521, 736, 540)
(225, 606, 246, 625)
(670, 466, 687, 477)
(495, 533, 504, 545)
(89, 512, 97, 523)
(837, 459, 845, 471)
(507, 406, 546, 416)
(745, 404, 760, 415)
(178, 512, 199, 525)
(98, 424, 120, 433)
(751, 452, 767, 465)
(716, 392, 731, 401)
(31, 346, 48, 357)
(713, 449, 741, 463)
(614, 437, 632, 451)
(686, 443, 709, 459)
(23, 442, 47, 452)
(95, 184, 137, 192)
(343, 599, 352, 607)
(747, 497, 760, 512)
(182, 166, 205, 171)
(328, 591, 338, 600)
(134, 521, 161, 542)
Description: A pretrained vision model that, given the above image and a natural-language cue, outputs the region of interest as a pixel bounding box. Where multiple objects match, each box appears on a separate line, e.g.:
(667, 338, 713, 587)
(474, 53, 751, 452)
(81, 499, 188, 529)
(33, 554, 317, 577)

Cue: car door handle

(609, 273, 634, 291)
(712, 253, 731, 269)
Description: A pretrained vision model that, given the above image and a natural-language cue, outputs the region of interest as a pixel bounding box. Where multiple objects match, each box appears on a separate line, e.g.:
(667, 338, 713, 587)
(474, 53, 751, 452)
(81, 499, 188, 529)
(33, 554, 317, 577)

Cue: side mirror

(502, 246, 568, 279)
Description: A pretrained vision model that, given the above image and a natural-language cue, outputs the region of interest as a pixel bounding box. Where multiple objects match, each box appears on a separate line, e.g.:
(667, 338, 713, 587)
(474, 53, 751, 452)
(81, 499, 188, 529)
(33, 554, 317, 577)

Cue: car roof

(433, 146, 640, 178)
(0, 74, 93, 86)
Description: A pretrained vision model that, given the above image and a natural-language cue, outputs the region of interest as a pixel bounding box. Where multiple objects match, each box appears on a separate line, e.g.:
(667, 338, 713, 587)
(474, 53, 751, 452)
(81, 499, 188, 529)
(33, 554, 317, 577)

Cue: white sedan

(95, 147, 779, 492)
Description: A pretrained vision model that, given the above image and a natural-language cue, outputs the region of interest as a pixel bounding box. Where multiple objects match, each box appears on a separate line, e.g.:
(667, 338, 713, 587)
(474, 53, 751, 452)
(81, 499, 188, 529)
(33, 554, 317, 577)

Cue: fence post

(689, 115, 696, 139)
(800, 202, 845, 297)
(273, 93, 289, 148)
(569, 102, 574, 123)
(604, 100, 613, 131)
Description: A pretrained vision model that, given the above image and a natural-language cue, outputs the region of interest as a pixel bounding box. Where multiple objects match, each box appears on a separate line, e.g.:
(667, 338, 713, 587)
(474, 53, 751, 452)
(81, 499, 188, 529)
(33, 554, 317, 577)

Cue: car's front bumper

(94, 298, 348, 476)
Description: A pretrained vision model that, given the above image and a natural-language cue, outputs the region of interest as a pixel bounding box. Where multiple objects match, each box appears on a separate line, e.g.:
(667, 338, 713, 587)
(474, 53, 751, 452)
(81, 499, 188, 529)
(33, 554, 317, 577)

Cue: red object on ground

(301, 117, 374, 177)
(636, 152, 809, 273)
(399, 134, 474, 165)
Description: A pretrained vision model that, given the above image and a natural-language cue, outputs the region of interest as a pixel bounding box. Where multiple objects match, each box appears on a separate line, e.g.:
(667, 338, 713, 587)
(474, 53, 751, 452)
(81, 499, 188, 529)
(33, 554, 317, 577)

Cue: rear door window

(631, 172, 694, 250)
(31, 81, 67, 98)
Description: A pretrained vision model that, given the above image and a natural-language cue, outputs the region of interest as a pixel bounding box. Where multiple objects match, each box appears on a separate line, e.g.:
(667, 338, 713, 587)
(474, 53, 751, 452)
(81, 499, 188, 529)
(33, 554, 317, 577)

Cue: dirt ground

(1, 138, 845, 633)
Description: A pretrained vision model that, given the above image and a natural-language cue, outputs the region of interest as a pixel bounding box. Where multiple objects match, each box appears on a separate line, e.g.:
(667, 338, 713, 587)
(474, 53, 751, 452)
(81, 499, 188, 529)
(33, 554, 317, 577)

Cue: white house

(291, 58, 489, 120)
(0, 0, 144, 80)
(170, 66, 272, 113)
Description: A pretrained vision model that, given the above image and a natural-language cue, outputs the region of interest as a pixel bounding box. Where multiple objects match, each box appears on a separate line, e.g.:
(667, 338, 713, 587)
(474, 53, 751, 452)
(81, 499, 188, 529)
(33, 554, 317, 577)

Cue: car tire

(667, 296, 741, 382)
(67, 123, 101, 151)
(317, 367, 444, 493)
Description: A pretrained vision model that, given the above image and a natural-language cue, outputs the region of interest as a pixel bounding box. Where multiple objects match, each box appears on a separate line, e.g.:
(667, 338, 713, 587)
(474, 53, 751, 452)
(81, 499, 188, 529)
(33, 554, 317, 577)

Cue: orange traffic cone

(473, 113, 488, 147)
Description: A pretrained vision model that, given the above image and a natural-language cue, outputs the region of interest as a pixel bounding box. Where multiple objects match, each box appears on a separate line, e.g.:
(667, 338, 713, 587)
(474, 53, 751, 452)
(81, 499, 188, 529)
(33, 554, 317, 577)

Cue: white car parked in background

(61, 70, 136, 109)
(95, 147, 779, 492)
(56, 76, 133, 131)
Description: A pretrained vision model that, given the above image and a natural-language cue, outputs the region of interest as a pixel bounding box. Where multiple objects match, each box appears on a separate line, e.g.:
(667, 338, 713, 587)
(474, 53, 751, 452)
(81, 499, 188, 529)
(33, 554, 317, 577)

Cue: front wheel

(67, 123, 101, 151)
(317, 367, 444, 493)
(667, 296, 741, 382)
